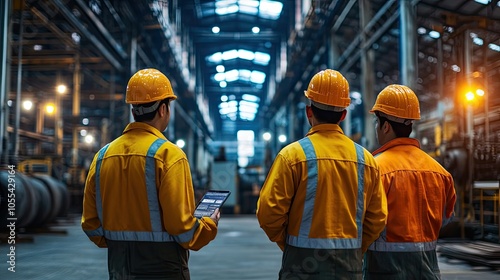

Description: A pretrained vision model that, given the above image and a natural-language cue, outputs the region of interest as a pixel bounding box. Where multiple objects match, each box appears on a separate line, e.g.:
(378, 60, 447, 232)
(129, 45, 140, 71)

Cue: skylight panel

(222, 49, 239, 60)
(254, 52, 270, 65)
(239, 5, 258, 15)
(239, 104, 258, 114)
(225, 70, 239, 82)
(238, 0, 259, 8)
(238, 49, 255, 60)
(239, 69, 252, 81)
(250, 71, 266, 84)
(216, 0, 237, 7)
(259, 0, 283, 19)
(216, 3, 239, 15)
(208, 52, 223, 63)
(214, 72, 226, 82)
(242, 94, 260, 102)
(239, 111, 256, 121)
(240, 100, 259, 108)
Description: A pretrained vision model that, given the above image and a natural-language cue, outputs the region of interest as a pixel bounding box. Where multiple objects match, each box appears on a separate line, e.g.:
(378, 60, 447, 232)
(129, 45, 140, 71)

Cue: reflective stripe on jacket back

(90, 139, 177, 242)
(286, 137, 366, 249)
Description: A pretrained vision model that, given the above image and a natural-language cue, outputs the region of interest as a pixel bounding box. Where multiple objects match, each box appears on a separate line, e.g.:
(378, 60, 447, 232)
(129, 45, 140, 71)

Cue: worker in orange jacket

(364, 84, 456, 279)
(257, 69, 388, 279)
(81, 68, 220, 279)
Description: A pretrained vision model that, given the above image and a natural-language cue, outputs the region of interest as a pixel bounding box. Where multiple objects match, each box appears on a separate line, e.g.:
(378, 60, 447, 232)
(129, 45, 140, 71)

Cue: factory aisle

(0, 215, 499, 279)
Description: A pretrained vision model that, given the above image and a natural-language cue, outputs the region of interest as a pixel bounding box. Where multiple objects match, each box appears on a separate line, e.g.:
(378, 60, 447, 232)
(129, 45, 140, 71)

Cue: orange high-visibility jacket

(257, 124, 387, 252)
(82, 122, 217, 250)
(369, 138, 456, 252)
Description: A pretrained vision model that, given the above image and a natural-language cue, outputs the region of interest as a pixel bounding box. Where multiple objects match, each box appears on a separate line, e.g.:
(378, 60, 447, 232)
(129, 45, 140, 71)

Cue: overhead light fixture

(252, 26, 260, 34)
(428, 31, 440, 39)
(176, 139, 186, 148)
(212, 26, 220, 33)
(474, 0, 491, 5)
(22, 100, 33, 111)
(262, 132, 271, 141)
(417, 27, 426, 35)
(489, 43, 500, 52)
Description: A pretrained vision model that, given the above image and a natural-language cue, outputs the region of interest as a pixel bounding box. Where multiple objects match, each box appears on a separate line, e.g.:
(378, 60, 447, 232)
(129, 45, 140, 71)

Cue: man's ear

(382, 120, 391, 134)
(158, 103, 167, 117)
(306, 105, 313, 118)
(339, 110, 347, 121)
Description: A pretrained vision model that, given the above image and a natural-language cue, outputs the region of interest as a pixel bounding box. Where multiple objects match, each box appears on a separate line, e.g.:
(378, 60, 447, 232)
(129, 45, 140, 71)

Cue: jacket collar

(372, 138, 420, 156)
(305, 123, 344, 137)
(122, 122, 167, 140)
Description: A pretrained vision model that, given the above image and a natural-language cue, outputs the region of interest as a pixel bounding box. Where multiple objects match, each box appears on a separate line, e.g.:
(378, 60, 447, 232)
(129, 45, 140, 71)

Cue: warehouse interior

(0, 0, 500, 274)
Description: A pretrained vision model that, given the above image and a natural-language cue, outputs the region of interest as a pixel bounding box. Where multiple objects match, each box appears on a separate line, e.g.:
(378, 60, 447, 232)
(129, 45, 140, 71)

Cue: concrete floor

(0, 215, 499, 279)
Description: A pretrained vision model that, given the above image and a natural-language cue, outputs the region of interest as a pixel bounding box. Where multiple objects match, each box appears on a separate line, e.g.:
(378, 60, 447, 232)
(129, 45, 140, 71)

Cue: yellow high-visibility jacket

(369, 138, 456, 252)
(257, 124, 387, 253)
(81, 122, 217, 251)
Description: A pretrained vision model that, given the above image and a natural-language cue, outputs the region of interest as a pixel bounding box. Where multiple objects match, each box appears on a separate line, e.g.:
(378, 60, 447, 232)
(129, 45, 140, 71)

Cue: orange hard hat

(125, 68, 177, 105)
(370, 84, 420, 122)
(304, 69, 350, 111)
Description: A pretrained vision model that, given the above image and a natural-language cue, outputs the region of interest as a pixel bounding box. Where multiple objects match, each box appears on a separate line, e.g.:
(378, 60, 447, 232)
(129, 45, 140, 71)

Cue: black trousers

(279, 244, 363, 280)
(107, 240, 190, 280)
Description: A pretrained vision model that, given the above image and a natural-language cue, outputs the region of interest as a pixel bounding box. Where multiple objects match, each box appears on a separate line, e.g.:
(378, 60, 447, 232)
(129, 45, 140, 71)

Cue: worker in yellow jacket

(81, 68, 220, 280)
(257, 69, 388, 279)
(364, 84, 456, 279)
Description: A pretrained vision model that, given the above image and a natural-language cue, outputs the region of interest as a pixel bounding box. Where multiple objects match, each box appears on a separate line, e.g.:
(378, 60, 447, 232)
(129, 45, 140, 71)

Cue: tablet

(194, 190, 231, 218)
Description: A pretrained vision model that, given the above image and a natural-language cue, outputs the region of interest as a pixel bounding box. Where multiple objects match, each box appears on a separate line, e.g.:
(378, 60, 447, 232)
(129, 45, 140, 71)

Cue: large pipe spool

(0, 169, 70, 229)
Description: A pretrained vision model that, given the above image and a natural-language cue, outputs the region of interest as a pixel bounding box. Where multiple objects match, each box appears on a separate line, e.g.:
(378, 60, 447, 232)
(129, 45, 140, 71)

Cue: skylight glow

(242, 94, 260, 102)
(474, 0, 491, 4)
(254, 52, 270, 65)
(250, 71, 266, 84)
(213, 69, 266, 86)
(214, 0, 283, 19)
(207, 49, 270, 66)
(238, 49, 255, 60)
(259, 0, 283, 19)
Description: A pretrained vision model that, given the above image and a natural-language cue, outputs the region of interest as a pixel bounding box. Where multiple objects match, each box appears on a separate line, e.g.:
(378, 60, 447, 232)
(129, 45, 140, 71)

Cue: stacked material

(439, 241, 500, 270)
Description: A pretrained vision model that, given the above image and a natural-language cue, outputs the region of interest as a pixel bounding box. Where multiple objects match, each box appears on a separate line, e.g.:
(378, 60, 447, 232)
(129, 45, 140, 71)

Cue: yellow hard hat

(304, 69, 350, 111)
(370, 84, 420, 122)
(125, 68, 177, 105)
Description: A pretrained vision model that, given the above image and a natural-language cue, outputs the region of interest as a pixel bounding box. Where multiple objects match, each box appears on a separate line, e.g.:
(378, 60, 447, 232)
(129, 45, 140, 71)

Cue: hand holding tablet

(194, 190, 231, 218)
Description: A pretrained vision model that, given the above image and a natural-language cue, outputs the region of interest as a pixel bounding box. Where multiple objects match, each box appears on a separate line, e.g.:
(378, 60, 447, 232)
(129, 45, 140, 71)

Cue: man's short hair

(133, 98, 171, 122)
(310, 104, 344, 124)
(376, 112, 412, 138)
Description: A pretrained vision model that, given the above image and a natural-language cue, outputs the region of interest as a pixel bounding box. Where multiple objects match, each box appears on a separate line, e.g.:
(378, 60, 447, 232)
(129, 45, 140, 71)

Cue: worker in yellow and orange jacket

(257, 69, 388, 279)
(81, 68, 220, 279)
(364, 84, 456, 279)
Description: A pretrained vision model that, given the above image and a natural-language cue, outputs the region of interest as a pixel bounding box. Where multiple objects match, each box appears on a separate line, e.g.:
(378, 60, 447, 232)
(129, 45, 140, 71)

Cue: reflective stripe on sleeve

(84, 226, 104, 237)
(95, 143, 111, 223)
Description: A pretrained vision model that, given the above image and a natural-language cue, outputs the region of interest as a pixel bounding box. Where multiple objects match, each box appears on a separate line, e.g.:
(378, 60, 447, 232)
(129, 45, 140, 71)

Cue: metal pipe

(14, 7, 24, 163)
(72, 53, 81, 167)
(51, 0, 122, 71)
(400, 0, 417, 89)
(0, 0, 11, 164)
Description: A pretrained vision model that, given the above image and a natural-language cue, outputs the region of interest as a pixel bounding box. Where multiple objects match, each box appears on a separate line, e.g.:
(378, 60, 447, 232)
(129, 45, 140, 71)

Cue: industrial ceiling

(3, 0, 500, 163)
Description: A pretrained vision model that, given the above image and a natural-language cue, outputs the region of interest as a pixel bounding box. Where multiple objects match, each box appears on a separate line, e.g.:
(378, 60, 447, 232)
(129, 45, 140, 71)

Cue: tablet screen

(194, 190, 231, 218)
